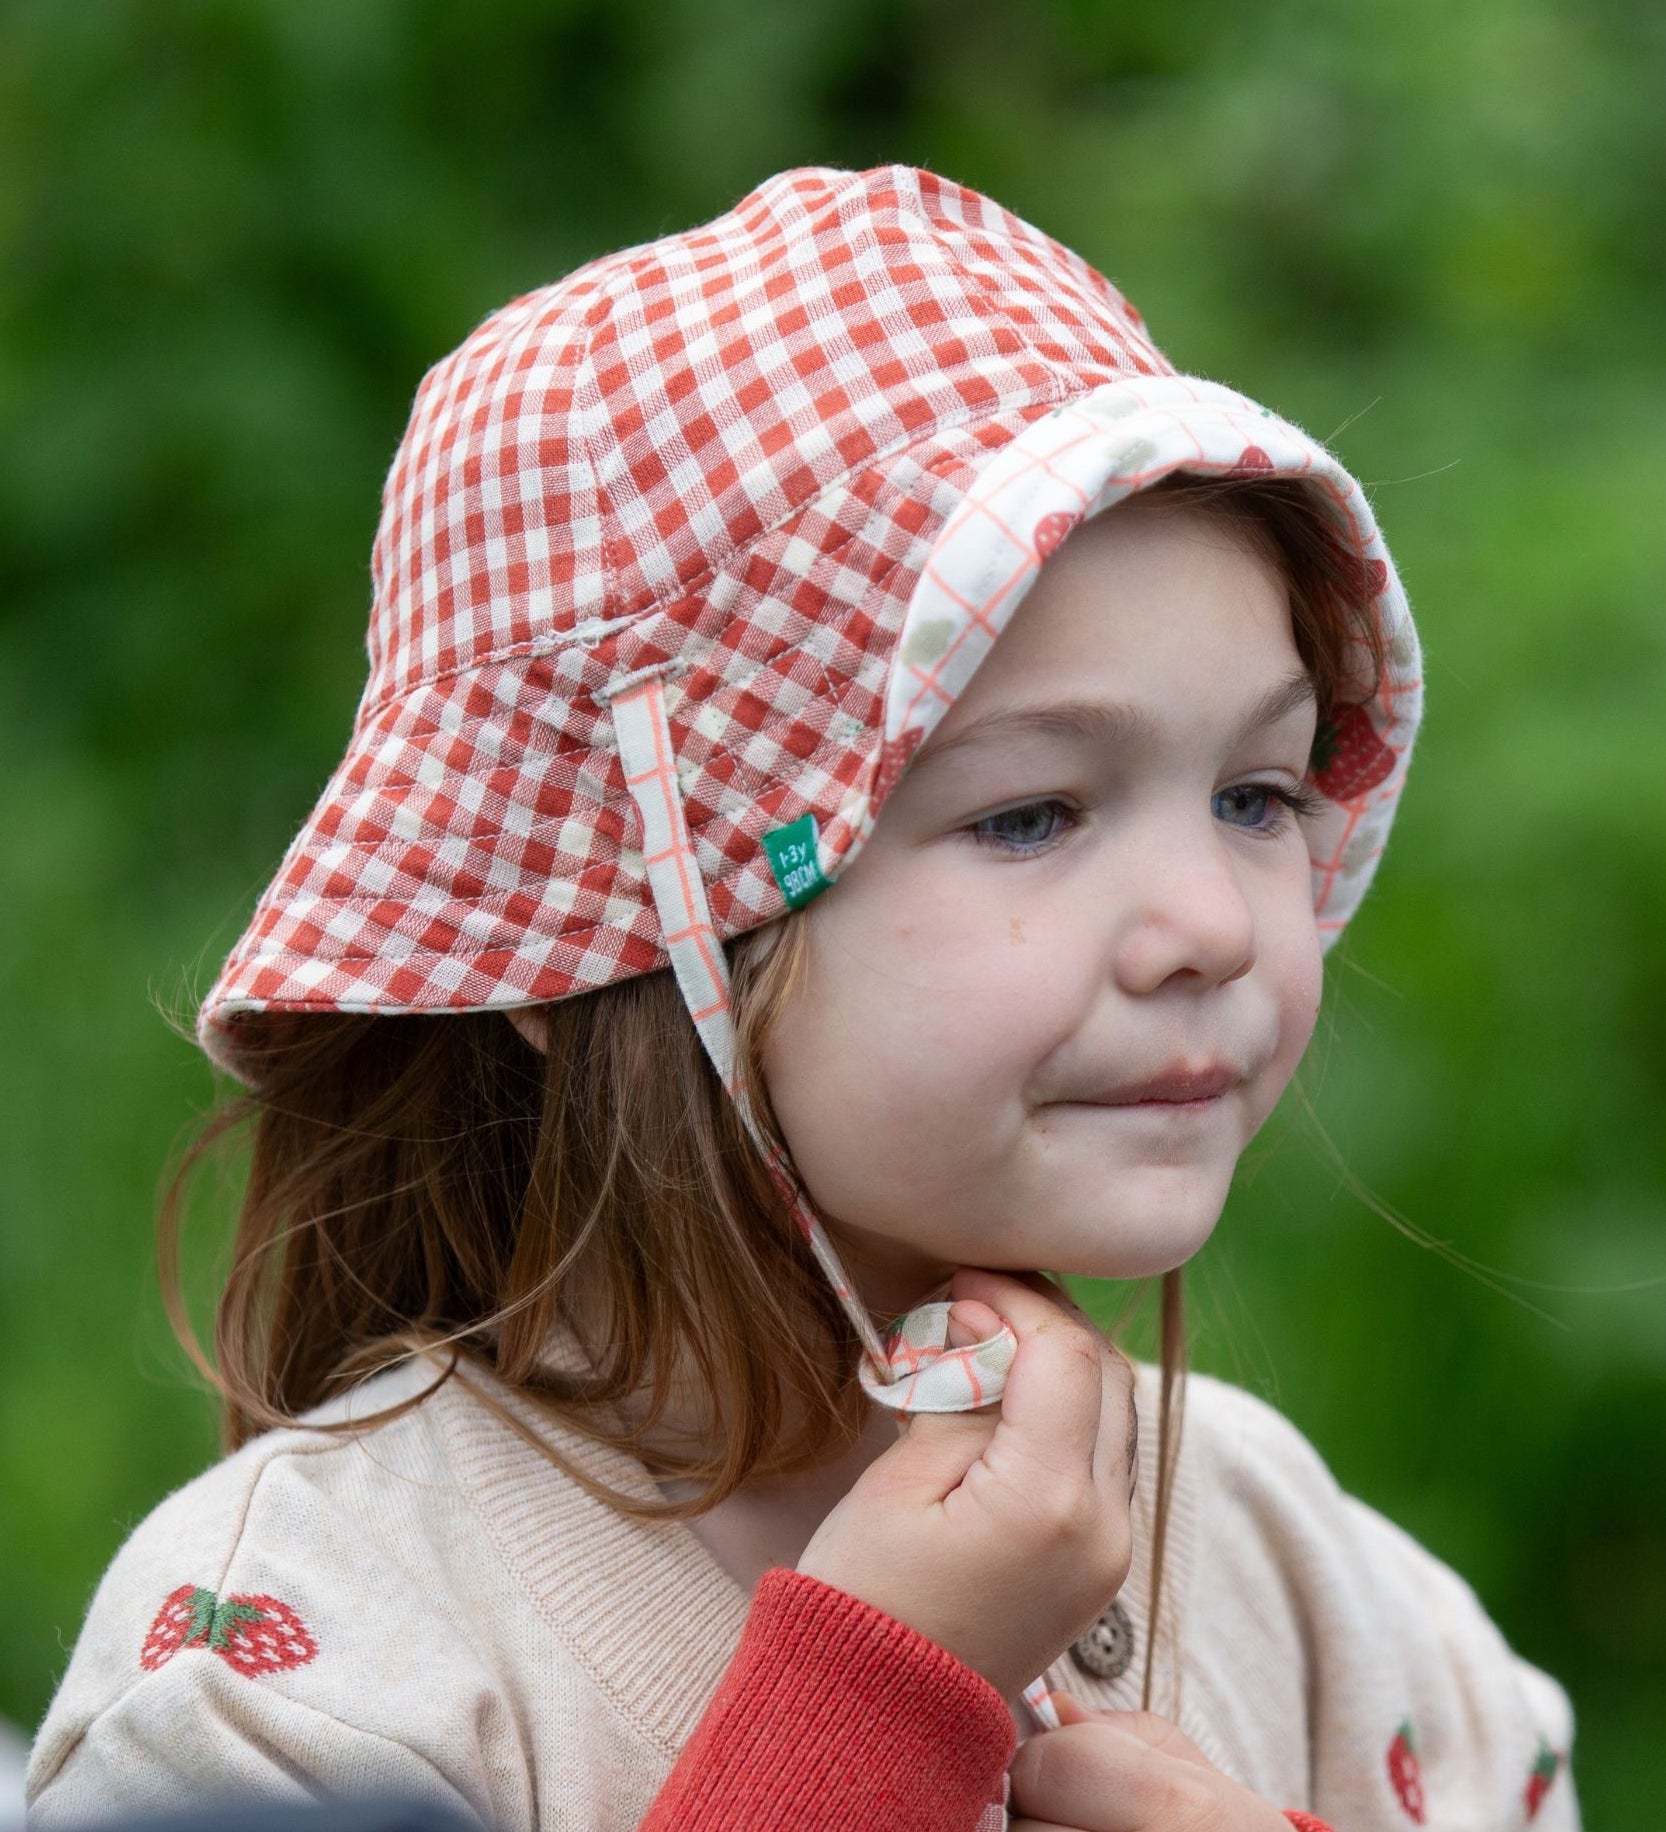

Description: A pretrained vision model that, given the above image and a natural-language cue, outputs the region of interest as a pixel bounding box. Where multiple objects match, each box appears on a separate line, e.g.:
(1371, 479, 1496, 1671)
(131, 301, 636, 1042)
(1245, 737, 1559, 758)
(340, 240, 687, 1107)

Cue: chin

(1053, 1192, 1227, 1281)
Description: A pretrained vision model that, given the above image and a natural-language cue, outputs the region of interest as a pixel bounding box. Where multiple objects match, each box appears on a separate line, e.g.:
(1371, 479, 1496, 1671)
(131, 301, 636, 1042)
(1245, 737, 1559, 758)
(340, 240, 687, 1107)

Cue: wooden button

(1069, 1599, 1135, 1680)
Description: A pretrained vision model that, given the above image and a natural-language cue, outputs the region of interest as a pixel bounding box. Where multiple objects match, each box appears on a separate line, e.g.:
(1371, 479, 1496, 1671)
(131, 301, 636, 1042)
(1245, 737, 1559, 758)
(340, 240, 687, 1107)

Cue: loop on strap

(858, 1300, 1018, 1414)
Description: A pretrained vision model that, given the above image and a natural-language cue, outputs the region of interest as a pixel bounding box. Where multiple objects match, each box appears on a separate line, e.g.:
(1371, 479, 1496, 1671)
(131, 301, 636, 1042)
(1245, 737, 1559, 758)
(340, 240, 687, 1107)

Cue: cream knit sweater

(27, 1355, 1578, 1830)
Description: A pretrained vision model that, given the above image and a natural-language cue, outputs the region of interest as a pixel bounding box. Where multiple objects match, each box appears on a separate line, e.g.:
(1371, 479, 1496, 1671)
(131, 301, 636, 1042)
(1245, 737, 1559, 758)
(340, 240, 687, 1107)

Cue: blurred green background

(2, 0, 1663, 1821)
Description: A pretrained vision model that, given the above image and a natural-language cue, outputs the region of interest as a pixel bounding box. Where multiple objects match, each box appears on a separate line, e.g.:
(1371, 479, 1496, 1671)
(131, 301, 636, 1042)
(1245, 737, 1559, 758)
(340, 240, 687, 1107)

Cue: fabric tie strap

(856, 1302, 1018, 1413)
(605, 670, 1016, 1414)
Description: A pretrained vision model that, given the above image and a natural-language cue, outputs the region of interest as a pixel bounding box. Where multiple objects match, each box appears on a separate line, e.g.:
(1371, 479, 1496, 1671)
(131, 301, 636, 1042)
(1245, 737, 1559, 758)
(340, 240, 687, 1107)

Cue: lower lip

(1068, 1092, 1231, 1114)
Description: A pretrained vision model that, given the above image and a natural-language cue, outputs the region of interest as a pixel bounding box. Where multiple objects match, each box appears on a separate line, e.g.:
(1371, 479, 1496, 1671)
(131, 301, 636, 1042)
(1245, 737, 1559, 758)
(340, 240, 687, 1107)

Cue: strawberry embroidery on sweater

(140, 1584, 317, 1678)
(1311, 704, 1398, 803)
(1386, 1719, 1427, 1823)
(1524, 1740, 1562, 1820)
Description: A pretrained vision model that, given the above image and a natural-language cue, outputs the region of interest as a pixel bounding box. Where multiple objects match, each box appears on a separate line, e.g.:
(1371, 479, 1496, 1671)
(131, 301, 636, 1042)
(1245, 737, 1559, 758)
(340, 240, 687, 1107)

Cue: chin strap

(604, 666, 1051, 1732)
(604, 669, 1021, 1410)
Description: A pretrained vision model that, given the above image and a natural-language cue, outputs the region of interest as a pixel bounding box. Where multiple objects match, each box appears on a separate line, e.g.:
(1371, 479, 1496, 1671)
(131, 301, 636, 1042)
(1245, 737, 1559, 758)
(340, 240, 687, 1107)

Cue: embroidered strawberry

(139, 1584, 204, 1671)
(215, 1593, 318, 1676)
(139, 1584, 317, 1678)
(1524, 1741, 1561, 1820)
(1033, 510, 1080, 561)
(1310, 704, 1397, 803)
(1233, 444, 1275, 474)
(1386, 1720, 1427, 1824)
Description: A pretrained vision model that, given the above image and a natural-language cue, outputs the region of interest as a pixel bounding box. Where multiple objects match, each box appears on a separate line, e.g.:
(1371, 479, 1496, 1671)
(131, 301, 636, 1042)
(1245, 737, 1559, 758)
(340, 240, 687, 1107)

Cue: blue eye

(1214, 785, 1276, 828)
(1213, 782, 1325, 834)
(970, 798, 1076, 854)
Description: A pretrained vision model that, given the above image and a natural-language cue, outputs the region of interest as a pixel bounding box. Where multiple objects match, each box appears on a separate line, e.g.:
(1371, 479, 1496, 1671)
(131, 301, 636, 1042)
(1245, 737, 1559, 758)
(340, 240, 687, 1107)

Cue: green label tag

(763, 814, 830, 909)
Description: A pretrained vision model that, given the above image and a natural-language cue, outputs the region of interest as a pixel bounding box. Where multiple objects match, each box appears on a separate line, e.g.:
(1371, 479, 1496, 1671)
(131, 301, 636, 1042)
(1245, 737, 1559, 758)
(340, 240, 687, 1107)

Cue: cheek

(1270, 905, 1324, 1073)
(758, 898, 1081, 1211)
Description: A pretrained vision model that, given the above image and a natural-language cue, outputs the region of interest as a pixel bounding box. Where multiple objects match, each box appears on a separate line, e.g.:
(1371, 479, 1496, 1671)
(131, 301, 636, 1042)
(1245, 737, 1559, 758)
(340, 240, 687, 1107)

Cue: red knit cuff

(1283, 1813, 1335, 1832)
(640, 1566, 1016, 1832)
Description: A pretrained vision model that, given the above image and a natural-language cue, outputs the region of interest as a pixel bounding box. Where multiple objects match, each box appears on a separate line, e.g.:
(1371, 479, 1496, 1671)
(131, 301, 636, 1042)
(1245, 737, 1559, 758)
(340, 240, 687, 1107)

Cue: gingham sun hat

(197, 162, 1421, 1421)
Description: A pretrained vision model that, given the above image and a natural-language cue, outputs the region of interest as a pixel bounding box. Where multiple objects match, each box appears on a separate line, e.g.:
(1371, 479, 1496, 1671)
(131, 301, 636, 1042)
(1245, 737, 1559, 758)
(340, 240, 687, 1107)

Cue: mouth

(1071, 1063, 1244, 1108)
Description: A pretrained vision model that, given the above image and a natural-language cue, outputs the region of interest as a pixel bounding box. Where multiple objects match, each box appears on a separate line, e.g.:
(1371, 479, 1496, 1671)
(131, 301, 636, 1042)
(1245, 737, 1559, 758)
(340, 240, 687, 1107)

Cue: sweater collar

(431, 1348, 752, 1757)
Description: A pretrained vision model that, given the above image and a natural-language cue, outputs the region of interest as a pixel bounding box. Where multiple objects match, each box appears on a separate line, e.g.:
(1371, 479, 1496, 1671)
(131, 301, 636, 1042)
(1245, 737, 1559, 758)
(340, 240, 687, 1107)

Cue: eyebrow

(913, 669, 1318, 773)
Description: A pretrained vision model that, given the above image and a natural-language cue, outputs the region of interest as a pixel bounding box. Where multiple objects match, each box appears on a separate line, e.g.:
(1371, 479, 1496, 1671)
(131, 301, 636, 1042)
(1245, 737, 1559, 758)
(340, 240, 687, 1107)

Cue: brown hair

(162, 917, 864, 1509)
(160, 471, 1386, 1707)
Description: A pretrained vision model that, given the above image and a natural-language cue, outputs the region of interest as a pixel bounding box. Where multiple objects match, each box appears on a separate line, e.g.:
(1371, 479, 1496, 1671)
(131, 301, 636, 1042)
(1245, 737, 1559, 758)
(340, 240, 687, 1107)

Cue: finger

(951, 1269, 1106, 1472)
(1072, 1708, 1215, 1769)
(1008, 1721, 1173, 1832)
(868, 1294, 1020, 1487)
(1051, 1694, 1214, 1767)
(885, 1299, 1005, 1444)
(1009, 1280, 1137, 1502)
(866, 1404, 1001, 1504)
(1031, 1271, 1094, 1321)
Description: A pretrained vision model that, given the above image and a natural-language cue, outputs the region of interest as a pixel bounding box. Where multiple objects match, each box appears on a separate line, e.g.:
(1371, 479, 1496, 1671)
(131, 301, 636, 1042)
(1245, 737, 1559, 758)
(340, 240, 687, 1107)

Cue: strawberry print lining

(1311, 704, 1398, 804)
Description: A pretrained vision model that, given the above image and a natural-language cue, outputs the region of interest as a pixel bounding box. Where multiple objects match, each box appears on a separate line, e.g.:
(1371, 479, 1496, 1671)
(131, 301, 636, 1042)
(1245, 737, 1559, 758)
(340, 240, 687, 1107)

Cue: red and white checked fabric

(196, 165, 1176, 1075)
(197, 161, 1417, 1077)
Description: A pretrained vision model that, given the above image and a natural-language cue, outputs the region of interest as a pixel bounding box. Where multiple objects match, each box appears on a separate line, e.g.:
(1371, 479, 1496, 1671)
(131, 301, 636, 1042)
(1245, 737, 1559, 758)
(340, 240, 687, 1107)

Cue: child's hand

(1009, 1695, 1293, 1830)
(796, 1268, 1137, 1700)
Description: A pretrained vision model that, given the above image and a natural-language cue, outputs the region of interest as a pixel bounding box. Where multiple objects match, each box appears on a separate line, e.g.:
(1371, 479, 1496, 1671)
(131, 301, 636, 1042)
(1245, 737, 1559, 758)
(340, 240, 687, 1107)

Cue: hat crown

(363, 165, 1166, 715)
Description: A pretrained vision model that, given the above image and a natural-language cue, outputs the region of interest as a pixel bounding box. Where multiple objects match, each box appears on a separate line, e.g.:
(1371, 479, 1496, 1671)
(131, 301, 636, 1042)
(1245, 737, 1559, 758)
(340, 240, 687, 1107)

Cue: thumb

(945, 1296, 1007, 1356)
(867, 1301, 1004, 1501)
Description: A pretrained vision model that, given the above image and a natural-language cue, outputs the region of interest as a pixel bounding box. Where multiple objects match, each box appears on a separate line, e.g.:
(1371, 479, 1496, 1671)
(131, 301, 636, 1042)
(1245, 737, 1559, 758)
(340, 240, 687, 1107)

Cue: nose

(1111, 824, 1257, 997)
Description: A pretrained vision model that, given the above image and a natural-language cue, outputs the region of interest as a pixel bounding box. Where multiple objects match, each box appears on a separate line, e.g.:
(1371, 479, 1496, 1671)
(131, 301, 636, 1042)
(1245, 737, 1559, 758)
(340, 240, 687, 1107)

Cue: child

(28, 166, 1577, 1831)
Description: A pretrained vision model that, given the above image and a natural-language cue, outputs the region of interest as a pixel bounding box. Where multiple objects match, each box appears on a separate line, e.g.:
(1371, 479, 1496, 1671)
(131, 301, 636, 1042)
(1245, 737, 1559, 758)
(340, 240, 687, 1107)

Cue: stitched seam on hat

(284, 781, 864, 880)
(287, 685, 880, 859)
(350, 526, 918, 773)
(350, 621, 879, 782)
(352, 399, 1062, 720)
(231, 882, 766, 972)
(230, 866, 774, 970)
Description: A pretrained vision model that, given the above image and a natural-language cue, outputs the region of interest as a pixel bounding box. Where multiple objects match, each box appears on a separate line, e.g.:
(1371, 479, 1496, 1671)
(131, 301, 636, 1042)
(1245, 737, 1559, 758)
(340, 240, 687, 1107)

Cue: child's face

(762, 499, 1325, 1317)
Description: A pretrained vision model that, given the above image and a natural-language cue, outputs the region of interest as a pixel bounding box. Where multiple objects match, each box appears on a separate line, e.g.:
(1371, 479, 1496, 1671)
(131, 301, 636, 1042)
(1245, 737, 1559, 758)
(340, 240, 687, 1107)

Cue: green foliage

(2, 0, 1662, 1818)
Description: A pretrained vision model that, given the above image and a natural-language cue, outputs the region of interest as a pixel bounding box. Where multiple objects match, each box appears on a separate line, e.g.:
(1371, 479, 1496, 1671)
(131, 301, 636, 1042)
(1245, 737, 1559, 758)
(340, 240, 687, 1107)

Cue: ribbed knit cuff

(639, 1566, 1016, 1832)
